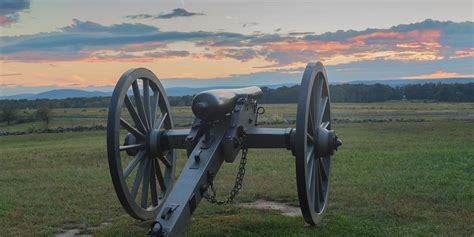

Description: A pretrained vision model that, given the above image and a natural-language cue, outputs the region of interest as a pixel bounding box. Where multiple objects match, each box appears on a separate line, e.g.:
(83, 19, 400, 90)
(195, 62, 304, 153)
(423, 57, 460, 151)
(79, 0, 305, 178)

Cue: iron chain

(204, 140, 248, 205)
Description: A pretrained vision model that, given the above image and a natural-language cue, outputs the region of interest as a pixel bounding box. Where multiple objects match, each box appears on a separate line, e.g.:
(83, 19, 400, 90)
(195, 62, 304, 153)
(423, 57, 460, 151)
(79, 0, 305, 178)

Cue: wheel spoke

(306, 147, 314, 165)
(315, 75, 323, 101)
(154, 112, 168, 130)
(123, 150, 145, 178)
(124, 95, 147, 133)
(158, 154, 172, 168)
(308, 104, 316, 136)
(307, 153, 314, 185)
(150, 91, 159, 128)
(132, 80, 150, 130)
(318, 157, 328, 180)
(120, 118, 145, 140)
(317, 96, 328, 126)
(307, 132, 315, 144)
(154, 158, 167, 191)
(131, 159, 147, 199)
(150, 159, 159, 206)
(143, 79, 151, 128)
(314, 158, 322, 212)
(119, 143, 145, 151)
(321, 121, 330, 129)
(317, 161, 325, 202)
(141, 159, 151, 208)
(308, 156, 317, 210)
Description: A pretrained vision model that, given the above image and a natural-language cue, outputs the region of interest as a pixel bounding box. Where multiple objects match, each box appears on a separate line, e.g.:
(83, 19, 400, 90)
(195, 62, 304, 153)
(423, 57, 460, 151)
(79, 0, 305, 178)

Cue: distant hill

(0, 89, 111, 100)
(1, 78, 472, 100)
(166, 83, 296, 96)
(1, 82, 472, 108)
(0, 93, 36, 100)
(33, 89, 112, 99)
(0, 83, 296, 100)
(348, 77, 474, 86)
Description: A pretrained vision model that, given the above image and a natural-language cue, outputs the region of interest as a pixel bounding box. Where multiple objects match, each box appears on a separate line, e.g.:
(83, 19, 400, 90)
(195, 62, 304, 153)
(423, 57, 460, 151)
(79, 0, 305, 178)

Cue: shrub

(36, 102, 52, 127)
(1, 106, 18, 125)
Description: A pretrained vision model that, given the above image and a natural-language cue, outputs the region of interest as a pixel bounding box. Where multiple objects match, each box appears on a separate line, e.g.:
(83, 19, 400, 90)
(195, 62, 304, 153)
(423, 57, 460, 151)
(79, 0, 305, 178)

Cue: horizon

(1, 0, 473, 96)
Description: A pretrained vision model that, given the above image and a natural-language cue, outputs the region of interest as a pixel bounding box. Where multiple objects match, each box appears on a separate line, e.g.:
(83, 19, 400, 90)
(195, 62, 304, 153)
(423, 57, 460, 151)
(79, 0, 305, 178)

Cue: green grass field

(0, 102, 473, 236)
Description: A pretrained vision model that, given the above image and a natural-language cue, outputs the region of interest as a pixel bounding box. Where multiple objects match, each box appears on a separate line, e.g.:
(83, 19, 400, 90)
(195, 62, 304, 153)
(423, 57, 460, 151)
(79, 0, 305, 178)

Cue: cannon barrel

(192, 86, 262, 121)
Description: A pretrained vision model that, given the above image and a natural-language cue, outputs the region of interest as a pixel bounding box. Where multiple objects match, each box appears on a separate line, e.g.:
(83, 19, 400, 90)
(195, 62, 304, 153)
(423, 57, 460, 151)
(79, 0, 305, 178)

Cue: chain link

(204, 139, 248, 205)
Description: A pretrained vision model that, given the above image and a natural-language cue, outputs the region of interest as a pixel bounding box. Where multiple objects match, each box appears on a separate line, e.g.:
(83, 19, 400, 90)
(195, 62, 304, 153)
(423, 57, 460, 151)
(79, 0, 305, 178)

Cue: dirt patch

(55, 221, 112, 237)
(55, 229, 91, 237)
(239, 199, 302, 217)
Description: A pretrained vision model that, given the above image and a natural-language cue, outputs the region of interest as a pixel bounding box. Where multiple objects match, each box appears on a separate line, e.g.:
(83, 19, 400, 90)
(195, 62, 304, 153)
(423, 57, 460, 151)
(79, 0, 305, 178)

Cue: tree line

(259, 83, 473, 103)
(1, 83, 473, 111)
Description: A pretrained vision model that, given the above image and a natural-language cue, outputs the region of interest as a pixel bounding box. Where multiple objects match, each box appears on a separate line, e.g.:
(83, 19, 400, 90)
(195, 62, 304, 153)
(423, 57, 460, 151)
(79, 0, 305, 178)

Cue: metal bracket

(201, 130, 213, 149)
(190, 150, 202, 169)
(160, 204, 180, 220)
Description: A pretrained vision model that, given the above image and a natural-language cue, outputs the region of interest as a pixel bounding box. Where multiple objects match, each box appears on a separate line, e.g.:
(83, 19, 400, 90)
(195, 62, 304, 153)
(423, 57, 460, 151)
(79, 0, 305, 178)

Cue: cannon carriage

(106, 62, 342, 236)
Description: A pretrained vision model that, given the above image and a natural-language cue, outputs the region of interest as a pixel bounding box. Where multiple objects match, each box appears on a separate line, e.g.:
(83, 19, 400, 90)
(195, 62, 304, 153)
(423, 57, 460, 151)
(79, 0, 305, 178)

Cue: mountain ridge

(1, 78, 472, 100)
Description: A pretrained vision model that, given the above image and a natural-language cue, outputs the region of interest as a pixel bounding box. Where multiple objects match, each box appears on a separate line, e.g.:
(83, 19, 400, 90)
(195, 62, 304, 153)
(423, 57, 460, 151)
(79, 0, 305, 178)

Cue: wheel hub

(315, 128, 342, 157)
(124, 133, 140, 156)
(146, 129, 165, 158)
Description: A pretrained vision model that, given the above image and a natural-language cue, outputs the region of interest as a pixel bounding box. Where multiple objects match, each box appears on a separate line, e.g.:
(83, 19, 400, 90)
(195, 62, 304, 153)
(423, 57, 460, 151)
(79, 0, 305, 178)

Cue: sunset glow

(401, 71, 474, 80)
(0, 1, 473, 95)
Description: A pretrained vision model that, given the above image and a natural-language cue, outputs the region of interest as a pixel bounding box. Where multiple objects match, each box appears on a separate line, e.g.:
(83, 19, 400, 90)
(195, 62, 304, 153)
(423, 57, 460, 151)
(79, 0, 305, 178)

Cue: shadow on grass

(93, 205, 413, 237)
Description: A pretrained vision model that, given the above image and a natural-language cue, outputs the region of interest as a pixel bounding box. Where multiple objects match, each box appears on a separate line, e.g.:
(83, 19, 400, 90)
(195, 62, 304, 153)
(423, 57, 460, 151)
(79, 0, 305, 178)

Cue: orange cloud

(401, 71, 474, 79)
(264, 40, 352, 52)
(349, 30, 441, 44)
(450, 48, 474, 59)
(0, 16, 12, 27)
(257, 29, 444, 66)
(82, 56, 156, 63)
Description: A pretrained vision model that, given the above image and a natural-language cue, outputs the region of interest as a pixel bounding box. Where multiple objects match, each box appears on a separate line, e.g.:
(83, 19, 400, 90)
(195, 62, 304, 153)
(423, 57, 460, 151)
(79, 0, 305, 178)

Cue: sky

(0, 0, 473, 96)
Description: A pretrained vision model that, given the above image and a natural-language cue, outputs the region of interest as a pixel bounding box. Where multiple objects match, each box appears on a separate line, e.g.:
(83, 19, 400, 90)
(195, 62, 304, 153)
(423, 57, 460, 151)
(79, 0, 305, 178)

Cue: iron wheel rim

(295, 62, 332, 225)
(107, 68, 175, 220)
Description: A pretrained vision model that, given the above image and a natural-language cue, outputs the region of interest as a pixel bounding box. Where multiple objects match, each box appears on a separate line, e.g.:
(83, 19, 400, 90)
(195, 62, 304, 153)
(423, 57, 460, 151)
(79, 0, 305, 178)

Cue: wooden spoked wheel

(295, 62, 336, 225)
(107, 68, 175, 220)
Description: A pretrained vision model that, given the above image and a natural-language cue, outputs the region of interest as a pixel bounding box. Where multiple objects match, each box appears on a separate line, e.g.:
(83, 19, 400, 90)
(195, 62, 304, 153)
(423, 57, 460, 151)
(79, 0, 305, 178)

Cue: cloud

(156, 8, 203, 19)
(288, 31, 314, 36)
(326, 57, 474, 81)
(125, 14, 153, 20)
(125, 8, 204, 20)
(0, 18, 472, 70)
(0, 19, 249, 61)
(242, 22, 258, 28)
(400, 70, 474, 79)
(0, 0, 30, 16)
(157, 8, 204, 19)
(201, 48, 259, 62)
(144, 50, 190, 58)
(0, 0, 30, 27)
(61, 19, 159, 34)
(307, 19, 473, 49)
(0, 72, 21, 76)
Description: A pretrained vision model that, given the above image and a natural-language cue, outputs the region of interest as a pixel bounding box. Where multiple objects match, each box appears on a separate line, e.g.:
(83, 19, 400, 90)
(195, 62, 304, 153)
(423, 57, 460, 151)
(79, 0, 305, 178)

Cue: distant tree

(0, 83, 473, 110)
(36, 102, 52, 126)
(1, 105, 18, 125)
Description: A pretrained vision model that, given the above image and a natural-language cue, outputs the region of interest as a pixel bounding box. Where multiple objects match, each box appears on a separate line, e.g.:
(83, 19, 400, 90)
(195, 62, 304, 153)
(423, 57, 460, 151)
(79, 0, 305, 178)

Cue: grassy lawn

(0, 102, 473, 236)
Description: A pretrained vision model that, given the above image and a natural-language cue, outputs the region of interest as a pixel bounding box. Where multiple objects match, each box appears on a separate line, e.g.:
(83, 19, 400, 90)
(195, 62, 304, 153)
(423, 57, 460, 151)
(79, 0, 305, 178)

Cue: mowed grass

(0, 102, 473, 236)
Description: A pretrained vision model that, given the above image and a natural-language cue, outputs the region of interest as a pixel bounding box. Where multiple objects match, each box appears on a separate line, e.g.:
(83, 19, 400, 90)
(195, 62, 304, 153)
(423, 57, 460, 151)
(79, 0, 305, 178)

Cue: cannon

(106, 62, 342, 236)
